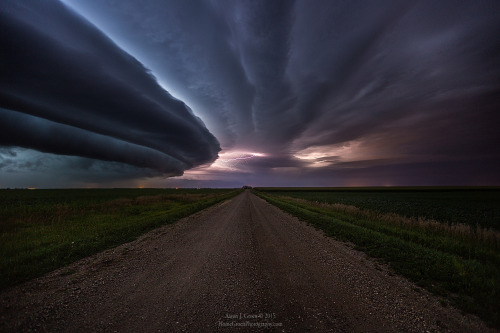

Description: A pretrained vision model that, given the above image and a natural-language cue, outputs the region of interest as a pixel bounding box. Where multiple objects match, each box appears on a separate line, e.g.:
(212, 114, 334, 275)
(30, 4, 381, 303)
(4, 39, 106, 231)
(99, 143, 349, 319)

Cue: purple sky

(1, 0, 499, 188)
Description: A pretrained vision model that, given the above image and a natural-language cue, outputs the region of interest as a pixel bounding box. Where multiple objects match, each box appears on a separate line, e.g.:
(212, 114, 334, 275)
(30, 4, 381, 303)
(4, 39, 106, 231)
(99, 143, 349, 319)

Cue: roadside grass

(256, 187, 500, 230)
(253, 190, 500, 328)
(0, 188, 241, 290)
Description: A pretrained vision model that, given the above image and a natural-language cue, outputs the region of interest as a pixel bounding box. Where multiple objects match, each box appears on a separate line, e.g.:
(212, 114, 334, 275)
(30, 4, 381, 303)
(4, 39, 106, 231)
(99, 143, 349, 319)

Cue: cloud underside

(1, 0, 500, 187)
(61, 1, 500, 182)
(0, 0, 220, 177)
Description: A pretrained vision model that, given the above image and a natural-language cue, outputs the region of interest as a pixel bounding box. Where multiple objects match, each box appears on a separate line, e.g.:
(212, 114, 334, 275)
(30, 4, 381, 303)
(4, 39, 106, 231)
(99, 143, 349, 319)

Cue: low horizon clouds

(1, 0, 500, 187)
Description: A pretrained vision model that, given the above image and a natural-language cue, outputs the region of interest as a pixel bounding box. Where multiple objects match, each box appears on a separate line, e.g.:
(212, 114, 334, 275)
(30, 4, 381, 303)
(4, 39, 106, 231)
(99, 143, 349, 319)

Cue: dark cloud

(63, 0, 257, 147)
(0, 109, 186, 175)
(0, 147, 165, 188)
(0, 0, 220, 177)
(2, 0, 500, 187)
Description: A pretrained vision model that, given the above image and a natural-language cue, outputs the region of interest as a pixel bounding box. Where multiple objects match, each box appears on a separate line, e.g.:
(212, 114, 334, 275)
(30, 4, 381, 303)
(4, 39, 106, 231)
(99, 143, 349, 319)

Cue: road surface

(0, 191, 494, 332)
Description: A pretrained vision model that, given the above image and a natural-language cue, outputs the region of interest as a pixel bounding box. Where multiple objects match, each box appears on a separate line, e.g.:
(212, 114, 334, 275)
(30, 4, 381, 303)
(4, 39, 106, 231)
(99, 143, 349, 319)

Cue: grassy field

(257, 187, 500, 229)
(254, 187, 500, 328)
(0, 188, 241, 290)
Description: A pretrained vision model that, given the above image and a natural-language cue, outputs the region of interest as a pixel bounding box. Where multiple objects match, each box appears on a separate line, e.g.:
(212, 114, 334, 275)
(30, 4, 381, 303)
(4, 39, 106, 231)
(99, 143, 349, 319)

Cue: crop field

(254, 187, 500, 326)
(0, 188, 241, 289)
(256, 187, 500, 229)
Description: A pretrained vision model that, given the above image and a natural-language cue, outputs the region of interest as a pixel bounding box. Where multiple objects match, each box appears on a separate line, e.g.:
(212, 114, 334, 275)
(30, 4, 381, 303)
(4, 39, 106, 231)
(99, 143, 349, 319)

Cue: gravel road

(0, 190, 495, 332)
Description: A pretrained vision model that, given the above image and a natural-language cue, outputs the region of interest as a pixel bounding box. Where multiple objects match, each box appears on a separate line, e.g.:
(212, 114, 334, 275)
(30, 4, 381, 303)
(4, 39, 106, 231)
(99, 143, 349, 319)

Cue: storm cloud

(1, 0, 500, 187)
(0, 0, 220, 178)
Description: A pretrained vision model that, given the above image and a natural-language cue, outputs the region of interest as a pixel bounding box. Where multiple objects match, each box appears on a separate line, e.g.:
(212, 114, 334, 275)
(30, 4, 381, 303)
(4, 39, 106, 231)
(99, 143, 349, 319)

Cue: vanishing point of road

(0, 191, 494, 332)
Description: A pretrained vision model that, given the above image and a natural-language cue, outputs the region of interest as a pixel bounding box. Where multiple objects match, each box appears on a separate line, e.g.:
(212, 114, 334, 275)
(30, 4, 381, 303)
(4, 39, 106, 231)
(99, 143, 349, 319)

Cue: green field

(256, 187, 500, 229)
(0, 188, 241, 290)
(254, 187, 500, 328)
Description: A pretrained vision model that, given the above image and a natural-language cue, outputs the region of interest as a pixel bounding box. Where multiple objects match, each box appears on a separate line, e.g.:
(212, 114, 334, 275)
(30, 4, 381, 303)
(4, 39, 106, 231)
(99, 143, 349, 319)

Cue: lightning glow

(211, 151, 266, 171)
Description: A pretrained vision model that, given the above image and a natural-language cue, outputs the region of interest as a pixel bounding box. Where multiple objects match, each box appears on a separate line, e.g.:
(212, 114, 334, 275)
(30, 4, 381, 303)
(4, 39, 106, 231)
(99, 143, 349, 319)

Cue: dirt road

(0, 191, 494, 332)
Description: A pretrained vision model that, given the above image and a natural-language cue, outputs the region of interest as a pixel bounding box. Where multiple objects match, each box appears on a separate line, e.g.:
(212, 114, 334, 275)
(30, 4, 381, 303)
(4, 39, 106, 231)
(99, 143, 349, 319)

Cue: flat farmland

(256, 187, 500, 229)
(0, 188, 241, 289)
(1, 191, 495, 332)
(254, 187, 500, 327)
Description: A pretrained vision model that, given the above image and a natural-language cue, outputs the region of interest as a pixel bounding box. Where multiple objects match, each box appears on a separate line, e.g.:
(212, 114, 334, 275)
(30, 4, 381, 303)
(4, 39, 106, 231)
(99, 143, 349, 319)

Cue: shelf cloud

(0, 0, 220, 178)
(1, 0, 499, 187)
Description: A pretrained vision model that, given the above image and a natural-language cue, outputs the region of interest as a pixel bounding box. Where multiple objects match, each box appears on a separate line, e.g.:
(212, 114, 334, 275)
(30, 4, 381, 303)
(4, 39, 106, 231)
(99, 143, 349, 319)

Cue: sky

(1, 0, 499, 188)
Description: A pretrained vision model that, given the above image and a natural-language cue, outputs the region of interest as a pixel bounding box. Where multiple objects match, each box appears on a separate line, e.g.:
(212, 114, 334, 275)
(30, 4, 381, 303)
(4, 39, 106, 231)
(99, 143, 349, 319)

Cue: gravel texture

(0, 190, 496, 332)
